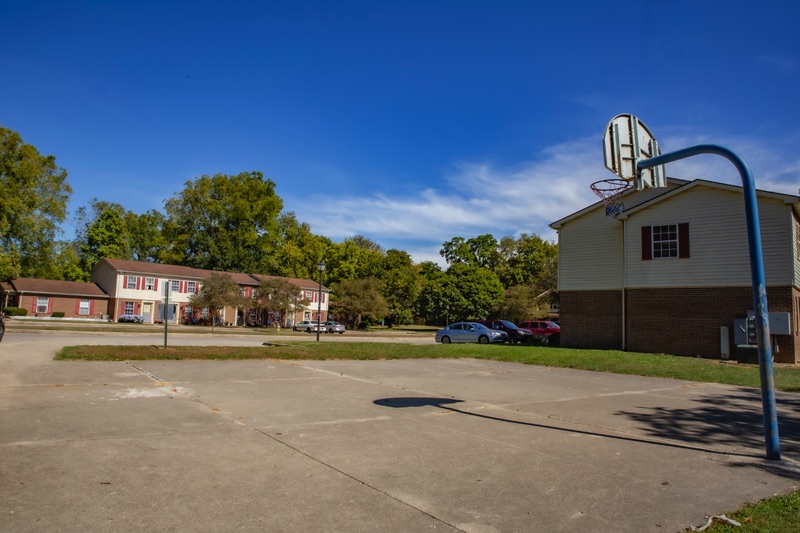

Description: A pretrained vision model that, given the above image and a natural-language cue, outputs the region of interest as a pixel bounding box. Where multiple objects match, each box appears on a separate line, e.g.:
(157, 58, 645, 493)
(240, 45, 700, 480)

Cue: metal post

(638, 144, 780, 460)
(163, 280, 169, 349)
(316, 262, 326, 342)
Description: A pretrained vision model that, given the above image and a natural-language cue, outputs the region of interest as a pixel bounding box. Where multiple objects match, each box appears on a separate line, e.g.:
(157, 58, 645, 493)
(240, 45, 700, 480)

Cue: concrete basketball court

(2, 331, 799, 532)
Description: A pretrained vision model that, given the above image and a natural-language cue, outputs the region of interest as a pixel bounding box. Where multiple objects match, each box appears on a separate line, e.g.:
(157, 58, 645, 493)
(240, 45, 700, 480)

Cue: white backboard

(602, 114, 666, 190)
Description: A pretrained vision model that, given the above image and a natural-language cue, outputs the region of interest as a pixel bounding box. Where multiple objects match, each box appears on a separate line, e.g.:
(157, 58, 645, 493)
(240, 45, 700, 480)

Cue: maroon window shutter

(47, 298, 53, 313)
(75, 300, 81, 314)
(678, 223, 690, 258)
(154, 279, 159, 291)
(641, 226, 652, 260)
(90, 301, 95, 314)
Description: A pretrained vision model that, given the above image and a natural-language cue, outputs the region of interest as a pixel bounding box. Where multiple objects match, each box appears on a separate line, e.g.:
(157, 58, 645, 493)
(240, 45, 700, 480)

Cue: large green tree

(164, 171, 283, 272)
(255, 277, 310, 326)
(80, 208, 128, 273)
(379, 249, 422, 327)
(330, 277, 389, 329)
(0, 126, 71, 279)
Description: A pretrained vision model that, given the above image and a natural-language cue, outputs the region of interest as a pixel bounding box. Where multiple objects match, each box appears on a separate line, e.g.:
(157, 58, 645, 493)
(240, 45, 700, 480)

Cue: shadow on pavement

(374, 396, 759, 459)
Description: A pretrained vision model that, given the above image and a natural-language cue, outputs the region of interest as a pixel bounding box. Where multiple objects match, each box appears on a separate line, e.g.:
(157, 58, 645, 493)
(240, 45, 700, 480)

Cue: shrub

(4, 307, 27, 316)
(52, 312, 65, 318)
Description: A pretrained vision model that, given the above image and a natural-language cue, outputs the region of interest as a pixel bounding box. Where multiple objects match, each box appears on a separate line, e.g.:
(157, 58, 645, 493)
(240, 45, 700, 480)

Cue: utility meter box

(747, 311, 791, 336)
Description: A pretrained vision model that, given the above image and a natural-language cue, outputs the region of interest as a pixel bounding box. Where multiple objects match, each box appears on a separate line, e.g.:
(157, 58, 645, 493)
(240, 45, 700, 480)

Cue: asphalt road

(2, 330, 799, 532)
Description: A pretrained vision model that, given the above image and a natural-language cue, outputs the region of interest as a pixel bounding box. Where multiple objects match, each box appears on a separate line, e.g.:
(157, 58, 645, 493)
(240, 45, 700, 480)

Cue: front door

(142, 302, 153, 323)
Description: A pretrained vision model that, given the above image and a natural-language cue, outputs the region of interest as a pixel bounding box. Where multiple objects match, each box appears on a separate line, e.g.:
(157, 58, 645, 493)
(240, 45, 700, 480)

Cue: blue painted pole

(638, 144, 780, 460)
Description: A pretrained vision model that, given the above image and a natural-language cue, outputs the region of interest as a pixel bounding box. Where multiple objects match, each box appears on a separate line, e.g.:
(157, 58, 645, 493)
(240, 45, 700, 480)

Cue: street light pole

(316, 262, 326, 342)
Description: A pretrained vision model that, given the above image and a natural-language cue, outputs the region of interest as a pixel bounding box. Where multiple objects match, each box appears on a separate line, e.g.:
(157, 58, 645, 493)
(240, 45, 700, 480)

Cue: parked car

(517, 320, 560, 344)
(435, 322, 508, 344)
(475, 319, 533, 344)
(293, 320, 321, 333)
(322, 321, 345, 334)
(118, 314, 144, 323)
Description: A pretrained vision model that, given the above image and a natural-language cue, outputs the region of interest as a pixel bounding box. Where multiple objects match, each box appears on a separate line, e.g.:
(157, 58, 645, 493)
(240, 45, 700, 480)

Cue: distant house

(90, 258, 328, 326)
(0, 278, 110, 319)
(549, 178, 800, 364)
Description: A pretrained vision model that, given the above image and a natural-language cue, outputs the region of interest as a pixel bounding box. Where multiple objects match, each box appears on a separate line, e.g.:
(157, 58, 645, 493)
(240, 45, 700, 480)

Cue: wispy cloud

(291, 133, 800, 265)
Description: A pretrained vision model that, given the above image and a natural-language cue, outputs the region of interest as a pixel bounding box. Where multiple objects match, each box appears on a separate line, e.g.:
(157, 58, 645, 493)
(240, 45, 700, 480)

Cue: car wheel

(440, 336, 451, 344)
(541, 337, 550, 344)
(478, 335, 490, 344)
(306, 328, 312, 333)
(338, 331, 344, 334)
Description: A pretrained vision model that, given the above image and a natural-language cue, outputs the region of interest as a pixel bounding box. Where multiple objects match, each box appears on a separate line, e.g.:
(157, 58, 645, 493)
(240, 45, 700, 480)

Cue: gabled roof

(95, 258, 260, 286)
(550, 178, 800, 228)
(616, 179, 800, 219)
(3, 278, 109, 298)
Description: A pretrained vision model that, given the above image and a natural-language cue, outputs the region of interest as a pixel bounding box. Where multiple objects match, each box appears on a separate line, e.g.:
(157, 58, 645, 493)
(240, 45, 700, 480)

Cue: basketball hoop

(590, 178, 632, 217)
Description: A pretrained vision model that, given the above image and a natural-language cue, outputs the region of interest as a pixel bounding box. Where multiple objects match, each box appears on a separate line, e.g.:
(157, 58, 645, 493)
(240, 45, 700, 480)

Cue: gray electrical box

(746, 311, 792, 336)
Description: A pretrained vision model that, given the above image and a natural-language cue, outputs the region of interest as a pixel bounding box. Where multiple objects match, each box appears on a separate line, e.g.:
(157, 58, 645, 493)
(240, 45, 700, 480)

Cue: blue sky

(2, 1, 799, 264)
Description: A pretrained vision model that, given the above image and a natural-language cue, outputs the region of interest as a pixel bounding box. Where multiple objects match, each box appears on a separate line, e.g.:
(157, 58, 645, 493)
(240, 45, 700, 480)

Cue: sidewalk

(1, 332, 799, 532)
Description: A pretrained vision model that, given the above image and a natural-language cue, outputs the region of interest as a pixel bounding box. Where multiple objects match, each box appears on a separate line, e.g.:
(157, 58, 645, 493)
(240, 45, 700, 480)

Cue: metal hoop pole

(639, 144, 780, 460)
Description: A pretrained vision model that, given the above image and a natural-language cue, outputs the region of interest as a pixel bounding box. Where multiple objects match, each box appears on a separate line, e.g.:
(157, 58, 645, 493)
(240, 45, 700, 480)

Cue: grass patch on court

(680, 489, 800, 532)
(56, 342, 800, 392)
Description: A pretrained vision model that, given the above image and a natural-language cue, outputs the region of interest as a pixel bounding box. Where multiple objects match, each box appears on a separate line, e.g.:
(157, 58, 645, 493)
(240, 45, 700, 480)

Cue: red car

(517, 320, 560, 344)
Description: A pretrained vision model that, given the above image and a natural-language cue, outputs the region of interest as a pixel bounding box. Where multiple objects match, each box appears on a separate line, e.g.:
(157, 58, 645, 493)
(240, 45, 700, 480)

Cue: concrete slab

(1, 332, 799, 532)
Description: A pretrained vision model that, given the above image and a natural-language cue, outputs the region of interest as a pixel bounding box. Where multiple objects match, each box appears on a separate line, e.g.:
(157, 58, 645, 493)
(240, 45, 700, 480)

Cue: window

(171, 280, 180, 292)
(145, 277, 155, 290)
(652, 225, 678, 258)
(187, 281, 196, 293)
(37, 297, 49, 313)
(642, 223, 690, 260)
(251, 288, 258, 299)
(127, 276, 137, 289)
(124, 301, 135, 315)
(79, 300, 90, 315)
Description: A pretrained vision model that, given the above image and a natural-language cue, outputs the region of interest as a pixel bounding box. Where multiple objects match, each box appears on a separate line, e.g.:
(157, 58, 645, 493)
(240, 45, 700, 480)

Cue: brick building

(550, 178, 800, 364)
(0, 278, 110, 319)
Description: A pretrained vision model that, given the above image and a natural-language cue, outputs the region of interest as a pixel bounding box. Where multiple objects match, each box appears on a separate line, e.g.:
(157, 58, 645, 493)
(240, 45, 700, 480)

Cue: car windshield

(499, 320, 517, 328)
(472, 323, 489, 330)
(546, 322, 559, 327)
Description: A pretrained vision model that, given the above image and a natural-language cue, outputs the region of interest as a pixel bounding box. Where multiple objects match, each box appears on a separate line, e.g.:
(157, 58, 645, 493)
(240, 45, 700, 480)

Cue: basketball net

(590, 178, 632, 217)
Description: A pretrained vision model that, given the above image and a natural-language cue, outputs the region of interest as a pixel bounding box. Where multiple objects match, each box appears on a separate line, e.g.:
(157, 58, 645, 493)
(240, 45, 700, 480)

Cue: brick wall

(560, 290, 622, 349)
(562, 287, 798, 363)
(21, 295, 109, 319)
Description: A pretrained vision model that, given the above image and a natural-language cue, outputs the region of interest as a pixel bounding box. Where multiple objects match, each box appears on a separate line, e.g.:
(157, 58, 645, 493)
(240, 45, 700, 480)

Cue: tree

(163, 171, 283, 272)
(80, 208, 128, 273)
(124, 210, 170, 263)
(254, 277, 309, 327)
(440, 234, 500, 269)
(0, 126, 71, 278)
(379, 249, 422, 327)
(330, 278, 389, 329)
(188, 273, 246, 332)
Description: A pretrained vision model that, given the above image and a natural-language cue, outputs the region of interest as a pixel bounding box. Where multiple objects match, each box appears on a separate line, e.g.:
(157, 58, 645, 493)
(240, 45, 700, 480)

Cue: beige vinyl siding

(626, 186, 793, 288)
(557, 206, 624, 290)
(555, 184, 684, 291)
(792, 216, 800, 288)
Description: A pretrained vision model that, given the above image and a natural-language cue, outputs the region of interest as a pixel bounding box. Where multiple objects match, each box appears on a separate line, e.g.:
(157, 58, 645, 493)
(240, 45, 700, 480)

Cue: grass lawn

(55, 341, 800, 532)
(56, 342, 800, 392)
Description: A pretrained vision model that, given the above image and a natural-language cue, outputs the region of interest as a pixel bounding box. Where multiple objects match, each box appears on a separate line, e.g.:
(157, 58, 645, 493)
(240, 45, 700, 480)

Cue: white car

(293, 320, 321, 333)
(322, 321, 345, 334)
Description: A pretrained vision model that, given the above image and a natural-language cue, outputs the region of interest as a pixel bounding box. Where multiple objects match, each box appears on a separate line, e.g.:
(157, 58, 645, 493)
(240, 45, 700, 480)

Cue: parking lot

(2, 331, 799, 532)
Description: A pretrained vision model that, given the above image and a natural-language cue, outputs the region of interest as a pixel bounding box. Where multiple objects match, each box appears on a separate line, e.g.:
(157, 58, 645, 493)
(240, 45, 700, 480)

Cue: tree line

(0, 126, 558, 326)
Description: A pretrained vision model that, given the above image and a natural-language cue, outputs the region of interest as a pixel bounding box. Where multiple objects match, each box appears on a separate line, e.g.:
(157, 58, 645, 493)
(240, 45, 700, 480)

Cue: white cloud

(291, 133, 800, 265)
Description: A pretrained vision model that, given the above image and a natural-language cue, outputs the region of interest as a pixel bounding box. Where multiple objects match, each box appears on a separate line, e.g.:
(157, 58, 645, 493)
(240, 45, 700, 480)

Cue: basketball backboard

(602, 114, 666, 190)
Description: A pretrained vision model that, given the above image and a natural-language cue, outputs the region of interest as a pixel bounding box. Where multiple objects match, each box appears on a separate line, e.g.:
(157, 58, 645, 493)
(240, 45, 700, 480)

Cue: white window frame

(145, 277, 155, 291)
(187, 281, 196, 293)
(79, 300, 91, 315)
(127, 276, 137, 289)
(124, 301, 135, 315)
(36, 297, 49, 313)
(171, 280, 180, 292)
(652, 224, 678, 259)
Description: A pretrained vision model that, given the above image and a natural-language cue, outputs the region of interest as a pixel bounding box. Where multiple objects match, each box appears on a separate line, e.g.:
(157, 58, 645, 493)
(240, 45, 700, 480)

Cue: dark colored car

(475, 319, 533, 344)
(517, 320, 560, 344)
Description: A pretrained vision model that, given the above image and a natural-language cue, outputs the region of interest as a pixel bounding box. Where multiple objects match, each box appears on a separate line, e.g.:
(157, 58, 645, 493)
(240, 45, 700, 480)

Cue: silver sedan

(434, 322, 508, 344)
